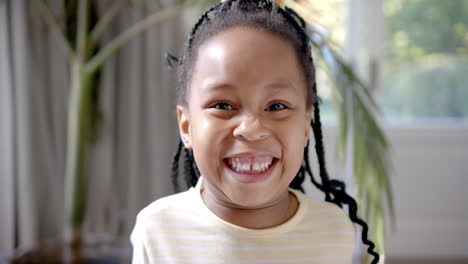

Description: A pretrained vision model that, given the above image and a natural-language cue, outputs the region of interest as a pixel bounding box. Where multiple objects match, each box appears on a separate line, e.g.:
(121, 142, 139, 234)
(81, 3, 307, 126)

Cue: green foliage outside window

(383, 0, 468, 120)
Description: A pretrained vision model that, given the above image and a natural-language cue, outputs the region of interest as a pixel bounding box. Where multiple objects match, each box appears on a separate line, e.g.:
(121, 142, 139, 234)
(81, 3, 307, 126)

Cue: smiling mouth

(223, 157, 279, 175)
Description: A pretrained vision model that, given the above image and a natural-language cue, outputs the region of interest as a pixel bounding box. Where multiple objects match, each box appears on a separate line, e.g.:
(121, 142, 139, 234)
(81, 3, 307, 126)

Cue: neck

(200, 187, 299, 229)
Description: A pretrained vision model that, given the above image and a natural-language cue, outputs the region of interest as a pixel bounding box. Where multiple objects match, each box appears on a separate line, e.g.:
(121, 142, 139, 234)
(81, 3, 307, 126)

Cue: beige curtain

(0, 0, 38, 254)
(0, 0, 186, 256)
(0, 0, 16, 255)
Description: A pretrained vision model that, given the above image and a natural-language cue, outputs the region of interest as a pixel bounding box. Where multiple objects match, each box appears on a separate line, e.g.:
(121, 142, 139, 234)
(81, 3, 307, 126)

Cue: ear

(177, 105, 192, 149)
(304, 105, 314, 147)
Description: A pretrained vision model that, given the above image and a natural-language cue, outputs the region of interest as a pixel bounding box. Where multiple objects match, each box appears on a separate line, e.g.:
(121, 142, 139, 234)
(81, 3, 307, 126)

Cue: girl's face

(177, 26, 313, 208)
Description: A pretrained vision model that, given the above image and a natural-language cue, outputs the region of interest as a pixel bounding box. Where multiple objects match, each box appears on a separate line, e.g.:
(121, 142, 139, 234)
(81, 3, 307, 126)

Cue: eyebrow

(202, 81, 292, 92)
(202, 82, 234, 92)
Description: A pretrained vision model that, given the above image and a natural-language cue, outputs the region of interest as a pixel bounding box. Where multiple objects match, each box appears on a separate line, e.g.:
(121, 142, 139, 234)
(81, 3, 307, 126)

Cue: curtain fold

(0, 0, 40, 254)
(0, 0, 16, 255)
(0, 0, 184, 255)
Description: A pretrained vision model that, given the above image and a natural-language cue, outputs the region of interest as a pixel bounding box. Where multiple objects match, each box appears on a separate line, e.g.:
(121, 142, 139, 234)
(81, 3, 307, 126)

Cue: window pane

(383, 0, 468, 120)
(305, 0, 346, 121)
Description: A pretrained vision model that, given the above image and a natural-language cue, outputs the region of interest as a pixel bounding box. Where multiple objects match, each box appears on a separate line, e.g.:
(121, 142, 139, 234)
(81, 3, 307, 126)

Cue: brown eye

(267, 103, 288, 111)
(211, 102, 234, 111)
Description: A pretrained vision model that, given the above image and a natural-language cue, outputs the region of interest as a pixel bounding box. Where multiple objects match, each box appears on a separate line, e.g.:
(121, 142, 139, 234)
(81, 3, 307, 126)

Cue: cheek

(192, 112, 226, 138)
(276, 114, 308, 140)
(190, 114, 231, 172)
(192, 115, 231, 144)
(278, 118, 307, 172)
(284, 136, 305, 169)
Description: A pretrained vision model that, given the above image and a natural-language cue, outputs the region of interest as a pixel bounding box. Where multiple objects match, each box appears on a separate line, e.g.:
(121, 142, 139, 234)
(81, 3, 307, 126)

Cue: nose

(233, 114, 271, 141)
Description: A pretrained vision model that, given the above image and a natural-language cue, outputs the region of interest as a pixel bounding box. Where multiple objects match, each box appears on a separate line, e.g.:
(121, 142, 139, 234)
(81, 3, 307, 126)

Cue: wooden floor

(386, 260, 468, 264)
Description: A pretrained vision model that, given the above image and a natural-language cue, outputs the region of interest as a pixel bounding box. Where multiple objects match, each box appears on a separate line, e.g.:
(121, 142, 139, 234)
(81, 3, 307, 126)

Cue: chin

(227, 190, 275, 208)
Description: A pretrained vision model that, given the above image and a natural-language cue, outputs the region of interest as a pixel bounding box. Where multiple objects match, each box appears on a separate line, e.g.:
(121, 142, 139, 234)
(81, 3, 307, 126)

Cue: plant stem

(90, 1, 124, 43)
(65, 59, 86, 239)
(36, 0, 75, 59)
(76, 0, 89, 62)
(85, 2, 188, 74)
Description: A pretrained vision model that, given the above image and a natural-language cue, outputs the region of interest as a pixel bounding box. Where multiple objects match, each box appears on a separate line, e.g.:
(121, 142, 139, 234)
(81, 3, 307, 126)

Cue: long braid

(311, 101, 333, 202)
(329, 180, 380, 263)
(309, 103, 380, 263)
(289, 162, 305, 192)
(298, 103, 380, 263)
(171, 139, 184, 192)
(301, 141, 325, 193)
(183, 148, 199, 188)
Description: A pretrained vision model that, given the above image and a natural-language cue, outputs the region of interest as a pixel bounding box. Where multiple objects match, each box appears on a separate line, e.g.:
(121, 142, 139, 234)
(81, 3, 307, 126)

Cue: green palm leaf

(306, 24, 395, 262)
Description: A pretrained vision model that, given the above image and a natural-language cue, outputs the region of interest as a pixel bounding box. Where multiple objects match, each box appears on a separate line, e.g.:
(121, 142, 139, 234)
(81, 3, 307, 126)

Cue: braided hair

(168, 0, 380, 263)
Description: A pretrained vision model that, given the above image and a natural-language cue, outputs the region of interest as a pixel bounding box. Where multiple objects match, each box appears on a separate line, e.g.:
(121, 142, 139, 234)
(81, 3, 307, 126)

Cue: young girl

(131, 0, 379, 263)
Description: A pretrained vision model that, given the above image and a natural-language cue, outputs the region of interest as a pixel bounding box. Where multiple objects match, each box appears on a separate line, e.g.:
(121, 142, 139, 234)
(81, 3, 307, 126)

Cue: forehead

(190, 26, 306, 94)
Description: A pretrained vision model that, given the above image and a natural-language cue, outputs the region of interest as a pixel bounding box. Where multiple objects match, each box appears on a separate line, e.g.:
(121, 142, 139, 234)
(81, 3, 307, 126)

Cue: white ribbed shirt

(130, 177, 356, 264)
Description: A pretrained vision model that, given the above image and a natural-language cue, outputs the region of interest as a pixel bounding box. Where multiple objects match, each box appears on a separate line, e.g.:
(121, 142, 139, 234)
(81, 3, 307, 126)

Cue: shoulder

(293, 190, 356, 233)
(130, 187, 206, 245)
(131, 188, 201, 242)
(136, 188, 197, 223)
(132, 188, 203, 237)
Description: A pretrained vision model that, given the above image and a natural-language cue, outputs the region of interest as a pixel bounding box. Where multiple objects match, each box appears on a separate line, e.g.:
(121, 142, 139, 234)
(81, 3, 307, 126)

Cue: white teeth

(253, 163, 260, 171)
(227, 158, 275, 173)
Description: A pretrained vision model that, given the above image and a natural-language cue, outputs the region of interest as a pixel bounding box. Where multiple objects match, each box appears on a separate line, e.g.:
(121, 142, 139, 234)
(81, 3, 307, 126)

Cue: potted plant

(11, 0, 193, 263)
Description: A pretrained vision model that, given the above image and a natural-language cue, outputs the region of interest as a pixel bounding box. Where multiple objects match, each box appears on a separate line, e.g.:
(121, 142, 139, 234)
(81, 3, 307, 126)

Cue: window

(382, 0, 468, 121)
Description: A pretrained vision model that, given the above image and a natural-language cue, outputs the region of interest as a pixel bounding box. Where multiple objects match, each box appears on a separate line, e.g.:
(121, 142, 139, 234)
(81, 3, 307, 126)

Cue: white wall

(310, 123, 468, 259)
(383, 123, 468, 259)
